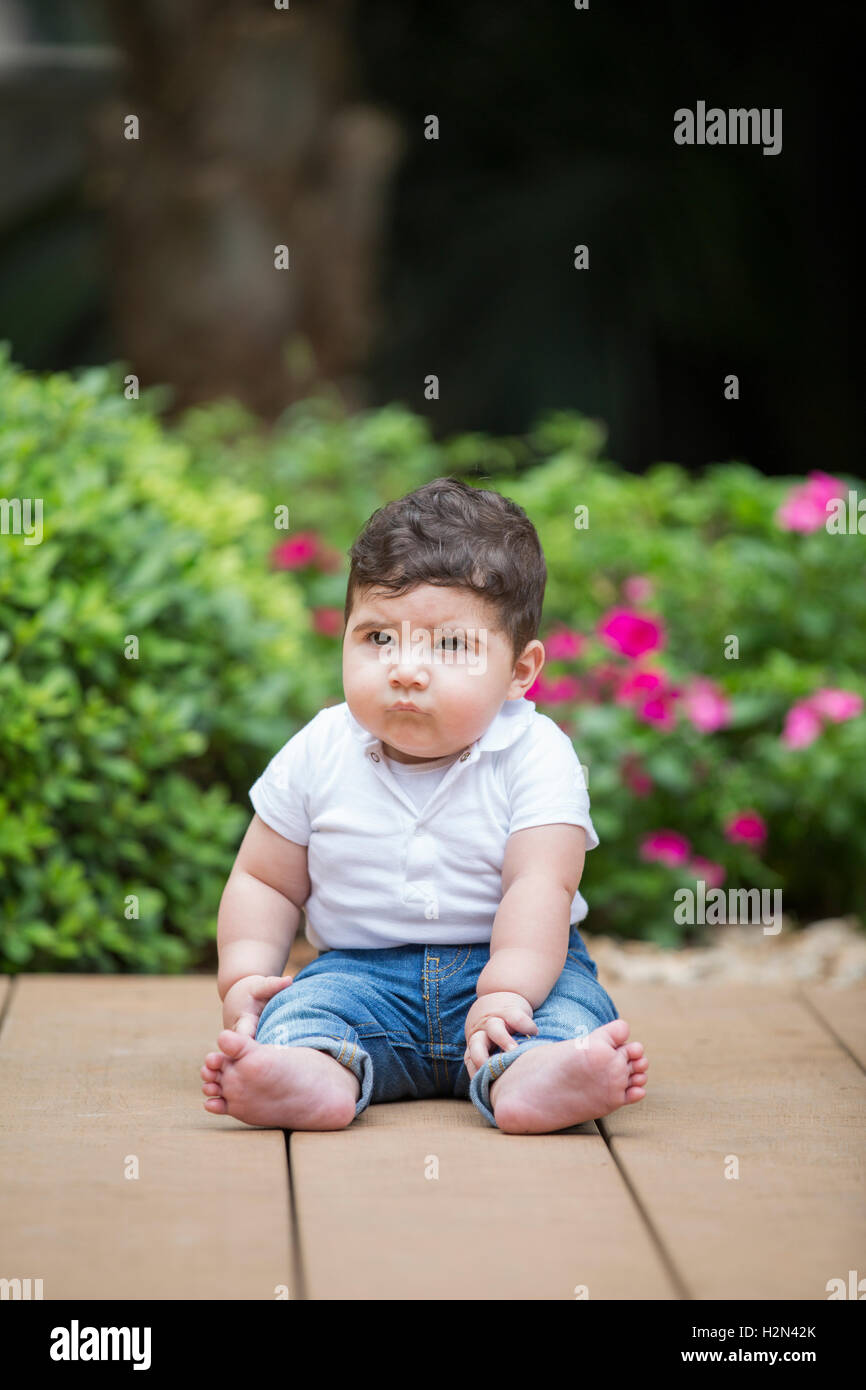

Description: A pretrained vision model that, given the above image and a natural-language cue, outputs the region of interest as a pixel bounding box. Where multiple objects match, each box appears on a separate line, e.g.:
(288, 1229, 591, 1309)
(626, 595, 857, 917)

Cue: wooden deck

(1, 957, 864, 1301)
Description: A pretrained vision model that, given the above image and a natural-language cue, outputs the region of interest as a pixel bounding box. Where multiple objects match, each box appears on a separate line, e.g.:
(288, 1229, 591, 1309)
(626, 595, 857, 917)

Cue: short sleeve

(504, 716, 599, 849)
(248, 723, 313, 846)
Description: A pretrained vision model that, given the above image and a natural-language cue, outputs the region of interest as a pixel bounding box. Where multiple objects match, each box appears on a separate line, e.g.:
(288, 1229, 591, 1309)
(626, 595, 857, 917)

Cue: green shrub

(0, 347, 311, 971)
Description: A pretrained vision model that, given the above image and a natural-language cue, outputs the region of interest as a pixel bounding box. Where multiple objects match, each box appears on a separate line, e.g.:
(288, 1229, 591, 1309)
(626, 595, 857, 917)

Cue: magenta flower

(690, 857, 726, 889)
(271, 532, 321, 570)
(724, 811, 767, 849)
(544, 628, 585, 661)
(616, 668, 666, 703)
(781, 688, 862, 748)
(681, 677, 731, 733)
(638, 690, 679, 730)
(598, 608, 665, 660)
(526, 674, 581, 705)
(640, 830, 691, 867)
(776, 471, 846, 533)
(782, 701, 823, 748)
(312, 607, 343, 637)
(807, 688, 863, 722)
(622, 575, 654, 604)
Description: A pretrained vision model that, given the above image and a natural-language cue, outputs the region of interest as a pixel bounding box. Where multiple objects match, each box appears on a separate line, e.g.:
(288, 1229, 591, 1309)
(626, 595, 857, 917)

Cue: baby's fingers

(509, 1010, 537, 1037)
(484, 1017, 520, 1052)
(466, 1030, 491, 1074)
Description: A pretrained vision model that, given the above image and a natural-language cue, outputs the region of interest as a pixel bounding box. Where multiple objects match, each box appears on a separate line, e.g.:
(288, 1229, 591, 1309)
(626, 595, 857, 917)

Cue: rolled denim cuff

(469, 1037, 553, 1127)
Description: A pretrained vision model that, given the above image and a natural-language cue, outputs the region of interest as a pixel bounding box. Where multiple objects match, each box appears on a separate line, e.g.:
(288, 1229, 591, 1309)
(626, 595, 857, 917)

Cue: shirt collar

(343, 698, 535, 754)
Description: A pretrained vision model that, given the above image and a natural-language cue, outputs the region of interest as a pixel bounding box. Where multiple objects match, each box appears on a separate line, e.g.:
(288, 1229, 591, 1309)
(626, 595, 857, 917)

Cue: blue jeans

(255, 924, 619, 1127)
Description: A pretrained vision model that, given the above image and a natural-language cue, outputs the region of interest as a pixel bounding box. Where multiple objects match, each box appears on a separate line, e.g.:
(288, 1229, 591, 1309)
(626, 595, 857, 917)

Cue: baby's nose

(389, 659, 430, 685)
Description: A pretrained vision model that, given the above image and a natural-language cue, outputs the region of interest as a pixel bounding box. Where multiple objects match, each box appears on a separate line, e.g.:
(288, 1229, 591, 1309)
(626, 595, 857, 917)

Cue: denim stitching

(437, 945, 472, 981)
(423, 952, 440, 1087)
(432, 956, 450, 1086)
(430, 955, 448, 1085)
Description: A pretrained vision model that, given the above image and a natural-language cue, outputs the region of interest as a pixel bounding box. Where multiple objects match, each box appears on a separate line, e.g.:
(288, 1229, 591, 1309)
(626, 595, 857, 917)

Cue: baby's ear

(510, 638, 545, 693)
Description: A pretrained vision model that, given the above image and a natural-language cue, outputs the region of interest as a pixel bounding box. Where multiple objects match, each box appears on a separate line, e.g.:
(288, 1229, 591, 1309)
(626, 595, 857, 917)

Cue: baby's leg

(470, 928, 648, 1133)
(202, 949, 427, 1130)
(202, 964, 374, 1130)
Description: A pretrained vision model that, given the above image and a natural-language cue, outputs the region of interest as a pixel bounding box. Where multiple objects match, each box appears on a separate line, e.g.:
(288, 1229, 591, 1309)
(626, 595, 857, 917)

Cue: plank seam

(0, 975, 17, 1039)
(285, 1131, 309, 1301)
(796, 988, 866, 1076)
(595, 1117, 692, 1300)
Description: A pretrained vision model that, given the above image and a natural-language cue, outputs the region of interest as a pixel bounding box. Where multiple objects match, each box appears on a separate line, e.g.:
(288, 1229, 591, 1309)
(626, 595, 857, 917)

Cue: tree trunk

(91, 0, 405, 420)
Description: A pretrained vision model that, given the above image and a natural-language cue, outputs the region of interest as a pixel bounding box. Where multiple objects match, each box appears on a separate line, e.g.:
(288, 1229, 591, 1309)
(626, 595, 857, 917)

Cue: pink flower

(615, 668, 666, 704)
(613, 665, 679, 729)
(620, 753, 653, 797)
(270, 532, 321, 570)
(640, 830, 691, 868)
(781, 702, 822, 749)
(690, 857, 726, 889)
(724, 811, 767, 849)
(544, 628, 585, 661)
(776, 471, 846, 533)
(807, 688, 863, 722)
(681, 677, 731, 733)
(638, 690, 679, 730)
(312, 607, 343, 637)
(598, 608, 665, 660)
(526, 675, 582, 706)
(622, 575, 654, 604)
(781, 689, 862, 748)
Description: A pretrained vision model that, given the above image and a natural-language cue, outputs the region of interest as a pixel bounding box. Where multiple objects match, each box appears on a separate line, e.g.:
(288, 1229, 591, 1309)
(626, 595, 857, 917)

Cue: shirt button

(370, 751, 380, 762)
(459, 750, 471, 761)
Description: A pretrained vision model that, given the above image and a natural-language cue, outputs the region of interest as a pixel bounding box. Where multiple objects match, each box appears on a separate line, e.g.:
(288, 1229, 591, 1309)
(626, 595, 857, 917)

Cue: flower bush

(1, 348, 864, 966)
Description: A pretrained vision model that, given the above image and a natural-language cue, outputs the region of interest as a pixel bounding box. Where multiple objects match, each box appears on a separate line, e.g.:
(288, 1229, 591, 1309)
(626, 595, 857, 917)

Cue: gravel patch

(583, 917, 866, 986)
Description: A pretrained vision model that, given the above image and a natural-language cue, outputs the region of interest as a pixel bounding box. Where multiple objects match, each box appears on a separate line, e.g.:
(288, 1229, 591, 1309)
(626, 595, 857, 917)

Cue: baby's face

(342, 583, 544, 764)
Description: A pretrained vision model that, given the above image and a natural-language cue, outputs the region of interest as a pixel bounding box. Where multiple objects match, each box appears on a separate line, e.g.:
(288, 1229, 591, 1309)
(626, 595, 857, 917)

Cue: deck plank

(291, 1097, 679, 1300)
(0, 976, 293, 1300)
(801, 985, 866, 1071)
(601, 984, 866, 1300)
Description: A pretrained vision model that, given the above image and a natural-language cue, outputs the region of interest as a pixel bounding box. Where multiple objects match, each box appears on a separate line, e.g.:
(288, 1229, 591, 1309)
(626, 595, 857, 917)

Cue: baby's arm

(474, 822, 586, 1007)
(217, 813, 311, 1030)
(464, 824, 585, 1073)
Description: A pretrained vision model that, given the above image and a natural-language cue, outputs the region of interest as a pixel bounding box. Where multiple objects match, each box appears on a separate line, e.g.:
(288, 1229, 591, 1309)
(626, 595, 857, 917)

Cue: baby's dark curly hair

(344, 477, 547, 658)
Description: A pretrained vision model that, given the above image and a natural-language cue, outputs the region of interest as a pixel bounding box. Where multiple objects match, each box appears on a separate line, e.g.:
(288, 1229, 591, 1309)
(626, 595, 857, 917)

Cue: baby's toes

(202, 1080, 222, 1096)
(201, 1063, 221, 1082)
(203, 1095, 228, 1113)
(205, 1051, 225, 1071)
(625, 1082, 646, 1103)
(625, 1041, 644, 1061)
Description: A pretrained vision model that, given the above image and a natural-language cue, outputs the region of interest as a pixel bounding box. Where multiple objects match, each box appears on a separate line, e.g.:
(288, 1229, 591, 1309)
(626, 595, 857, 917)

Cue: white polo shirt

(248, 698, 599, 950)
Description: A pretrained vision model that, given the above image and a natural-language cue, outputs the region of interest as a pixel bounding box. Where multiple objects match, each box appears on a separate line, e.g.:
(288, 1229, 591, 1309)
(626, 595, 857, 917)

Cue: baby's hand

(222, 974, 293, 1038)
(463, 990, 537, 1080)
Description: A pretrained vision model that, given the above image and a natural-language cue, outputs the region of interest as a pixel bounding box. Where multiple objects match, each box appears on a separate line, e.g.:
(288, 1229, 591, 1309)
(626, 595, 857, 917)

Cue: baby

(201, 477, 648, 1133)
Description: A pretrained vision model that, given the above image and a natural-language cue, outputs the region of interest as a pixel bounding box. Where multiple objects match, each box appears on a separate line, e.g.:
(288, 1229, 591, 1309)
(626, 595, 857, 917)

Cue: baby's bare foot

(489, 1018, 648, 1134)
(200, 1030, 360, 1130)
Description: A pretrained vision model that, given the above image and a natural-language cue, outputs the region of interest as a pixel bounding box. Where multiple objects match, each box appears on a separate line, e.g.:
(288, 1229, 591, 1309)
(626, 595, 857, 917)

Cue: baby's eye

(367, 630, 393, 647)
(438, 632, 467, 651)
